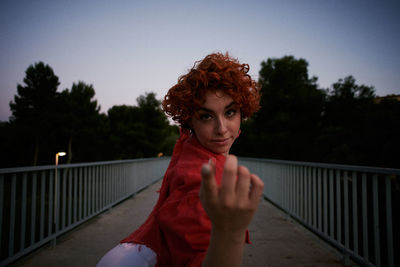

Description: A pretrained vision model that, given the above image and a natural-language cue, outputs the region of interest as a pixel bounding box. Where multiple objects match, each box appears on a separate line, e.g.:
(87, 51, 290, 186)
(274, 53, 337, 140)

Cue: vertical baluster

(30, 172, 37, 246)
(54, 168, 60, 234)
(40, 172, 45, 240)
(313, 168, 317, 228)
(68, 168, 72, 227)
(323, 169, 328, 235)
(304, 167, 308, 223)
(372, 175, 380, 266)
(104, 165, 107, 204)
(84, 167, 88, 218)
(294, 165, 297, 215)
(290, 165, 297, 214)
(362, 173, 369, 263)
(73, 168, 78, 224)
(79, 168, 83, 221)
(118, 164, 121, 200)
(94, 166, 97, 213)
(93, 166, 97, 212)
(96, 165, 98, 210)
(98, 166, 101, 210)
(92, 166, 95, 213)
(336, 170, 341, 244)
(109, 165, 113, 204)
(96, 166, 100, 212)
(283, 165, 286, 210)
(20, 173, 27, 251)
(287, 165, 291, 213)
(385, 175, 394, 267)
(308, 167, 312, 225)
(318, 168, 322, 232)
(48, 171, 53, 237)
(301, 166, 304, 221)
(114, 165, 117, 202)
(114, 164, 117, 202)
(329, 169, 334, 238)
(9, 174, 17, 257)
(343, 171, 350, 264)
(88, 167, 92, 216)
(133, 163, 136, 197)
(104, 165, 108, 207)
(109, 164, 112, 203)
(62, 169, 67, 230)
(55, 168, 60, 233)
(352, 172, 358, 255)
(0, 175, 4, 253)
(122, 164, 125, 198)
(100, 166, 104, 209)
(98, 165, 101, 209)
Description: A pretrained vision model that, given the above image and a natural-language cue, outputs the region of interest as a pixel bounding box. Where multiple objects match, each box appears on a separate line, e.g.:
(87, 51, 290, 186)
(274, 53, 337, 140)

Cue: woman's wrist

(202, 228, 245, 267)
(210, 227, 246, 244)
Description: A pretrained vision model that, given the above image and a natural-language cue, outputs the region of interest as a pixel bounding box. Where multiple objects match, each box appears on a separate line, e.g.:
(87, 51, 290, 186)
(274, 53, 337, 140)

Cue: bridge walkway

(11, 180, 355, 267)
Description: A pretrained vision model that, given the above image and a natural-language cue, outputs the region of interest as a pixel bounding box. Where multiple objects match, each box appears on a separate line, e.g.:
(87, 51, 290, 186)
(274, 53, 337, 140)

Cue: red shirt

(121, 130, 249, 266)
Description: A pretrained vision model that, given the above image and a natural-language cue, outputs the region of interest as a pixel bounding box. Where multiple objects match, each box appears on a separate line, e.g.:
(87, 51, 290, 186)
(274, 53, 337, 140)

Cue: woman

(97, 52, 264, 267)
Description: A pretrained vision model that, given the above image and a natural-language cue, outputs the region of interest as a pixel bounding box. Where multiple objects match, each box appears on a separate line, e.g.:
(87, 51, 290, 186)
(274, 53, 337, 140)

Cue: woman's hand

(200, 155, 264, 267)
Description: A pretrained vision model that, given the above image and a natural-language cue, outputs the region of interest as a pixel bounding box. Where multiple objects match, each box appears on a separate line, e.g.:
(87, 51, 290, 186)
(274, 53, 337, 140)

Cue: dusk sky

(1, 0, 399, 121)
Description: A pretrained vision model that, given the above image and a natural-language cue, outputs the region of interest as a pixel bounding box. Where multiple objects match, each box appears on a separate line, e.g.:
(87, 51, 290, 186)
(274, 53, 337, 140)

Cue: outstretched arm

(200, 155, 264, 267)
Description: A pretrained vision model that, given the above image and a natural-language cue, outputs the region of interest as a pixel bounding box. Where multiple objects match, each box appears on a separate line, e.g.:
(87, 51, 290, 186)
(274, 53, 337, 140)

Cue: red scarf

(121, 129, 249, 266)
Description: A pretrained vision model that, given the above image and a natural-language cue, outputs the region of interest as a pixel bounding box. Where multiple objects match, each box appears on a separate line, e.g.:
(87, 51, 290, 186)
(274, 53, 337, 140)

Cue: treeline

(232, 56, 400, 169)
(0, 62, 178, 168)
(1, 57, 399, 169)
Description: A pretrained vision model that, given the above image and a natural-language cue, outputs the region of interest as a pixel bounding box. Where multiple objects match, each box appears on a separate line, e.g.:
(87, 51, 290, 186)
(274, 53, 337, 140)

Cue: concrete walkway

(12, 180, 353, 267)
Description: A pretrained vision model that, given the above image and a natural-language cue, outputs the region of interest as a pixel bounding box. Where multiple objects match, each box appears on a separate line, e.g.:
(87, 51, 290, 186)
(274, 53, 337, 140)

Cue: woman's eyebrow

(197, 107, 213, 113)
(224, 101, 236, 110)
(197, 101, 237, 113)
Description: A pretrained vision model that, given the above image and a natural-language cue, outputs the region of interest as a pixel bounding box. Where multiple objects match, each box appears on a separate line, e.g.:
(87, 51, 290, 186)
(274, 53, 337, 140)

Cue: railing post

(343, 171, 350, 265)
(0, 175, 4, 254)
(385, 175, 394, 267)
(372, 175, 381, 267)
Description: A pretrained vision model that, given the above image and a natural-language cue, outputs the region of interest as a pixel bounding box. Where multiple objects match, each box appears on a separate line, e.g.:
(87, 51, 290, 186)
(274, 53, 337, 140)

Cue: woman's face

(191, 90, 241, 156)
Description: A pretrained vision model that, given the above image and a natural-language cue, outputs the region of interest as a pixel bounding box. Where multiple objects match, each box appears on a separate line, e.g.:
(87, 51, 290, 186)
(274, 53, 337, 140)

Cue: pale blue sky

(1, 0, 399, 121)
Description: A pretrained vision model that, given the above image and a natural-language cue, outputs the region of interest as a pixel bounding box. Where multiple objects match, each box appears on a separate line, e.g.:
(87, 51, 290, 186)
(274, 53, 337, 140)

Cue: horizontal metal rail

(239, 157, 398, 267)
(0, 157, 170, 266)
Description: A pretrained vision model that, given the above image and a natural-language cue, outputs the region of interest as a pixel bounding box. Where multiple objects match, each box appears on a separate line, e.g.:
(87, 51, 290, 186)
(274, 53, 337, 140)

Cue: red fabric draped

(121, 129, 249, 266)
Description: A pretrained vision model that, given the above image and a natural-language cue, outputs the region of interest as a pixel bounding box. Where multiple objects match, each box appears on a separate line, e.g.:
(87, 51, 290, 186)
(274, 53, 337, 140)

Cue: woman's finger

(220, 155, 238, 198)
(236, 165, 251, 202)
(249, 174, 264, 204)
(200, 161, 218, 201)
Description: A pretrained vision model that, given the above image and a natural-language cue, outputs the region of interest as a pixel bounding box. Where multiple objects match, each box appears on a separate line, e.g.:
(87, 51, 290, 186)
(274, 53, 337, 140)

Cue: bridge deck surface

(12, 180, 355, 267)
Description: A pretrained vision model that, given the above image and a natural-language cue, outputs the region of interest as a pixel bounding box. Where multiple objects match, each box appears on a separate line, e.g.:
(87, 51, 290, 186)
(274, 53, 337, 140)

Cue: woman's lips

(211, 138, 231, 146)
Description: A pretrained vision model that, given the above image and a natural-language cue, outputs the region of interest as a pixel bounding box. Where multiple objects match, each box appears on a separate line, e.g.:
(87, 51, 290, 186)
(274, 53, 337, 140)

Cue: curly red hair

(162, 52, 261, 129)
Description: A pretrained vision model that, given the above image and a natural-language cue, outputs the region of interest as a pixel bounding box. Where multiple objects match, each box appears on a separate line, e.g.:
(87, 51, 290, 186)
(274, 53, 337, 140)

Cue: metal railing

(0, 157, 170, 266)
(239, 158, 399, 267)
(1, 157, 398, 267)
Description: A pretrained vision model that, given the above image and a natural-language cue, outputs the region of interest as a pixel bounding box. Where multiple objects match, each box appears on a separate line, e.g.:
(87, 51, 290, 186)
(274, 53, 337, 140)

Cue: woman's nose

(215, 117, 228, 134)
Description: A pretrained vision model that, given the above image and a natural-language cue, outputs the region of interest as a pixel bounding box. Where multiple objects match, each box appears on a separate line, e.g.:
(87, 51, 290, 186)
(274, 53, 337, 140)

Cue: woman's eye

(199, 114, 212, 121)
(225, 109, 237, 117)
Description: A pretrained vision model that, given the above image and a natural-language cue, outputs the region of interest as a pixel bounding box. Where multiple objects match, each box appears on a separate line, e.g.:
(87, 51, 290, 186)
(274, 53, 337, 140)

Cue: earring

(236, 129, 241, 138)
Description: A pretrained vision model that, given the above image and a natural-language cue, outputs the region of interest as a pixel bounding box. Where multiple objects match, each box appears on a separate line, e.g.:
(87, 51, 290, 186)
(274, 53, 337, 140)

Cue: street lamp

(54, 151, 66, 243)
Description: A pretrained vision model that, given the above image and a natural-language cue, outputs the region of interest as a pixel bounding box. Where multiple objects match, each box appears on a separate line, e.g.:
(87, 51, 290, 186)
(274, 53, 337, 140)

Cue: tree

(233, 56, 325, 161)
(315, 76, 400, 167)
(108, 92, 177, 159)
(9, 62, 60, 165)
(370, 97, 400, 168)
(57, 81, 105, 163)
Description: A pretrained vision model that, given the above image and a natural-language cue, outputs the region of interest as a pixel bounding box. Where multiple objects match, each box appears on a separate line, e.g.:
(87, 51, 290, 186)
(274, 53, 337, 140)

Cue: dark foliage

(1, 63, 177, 168)
(232, 57, 400, 169)
(2, 59, 399, 169)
